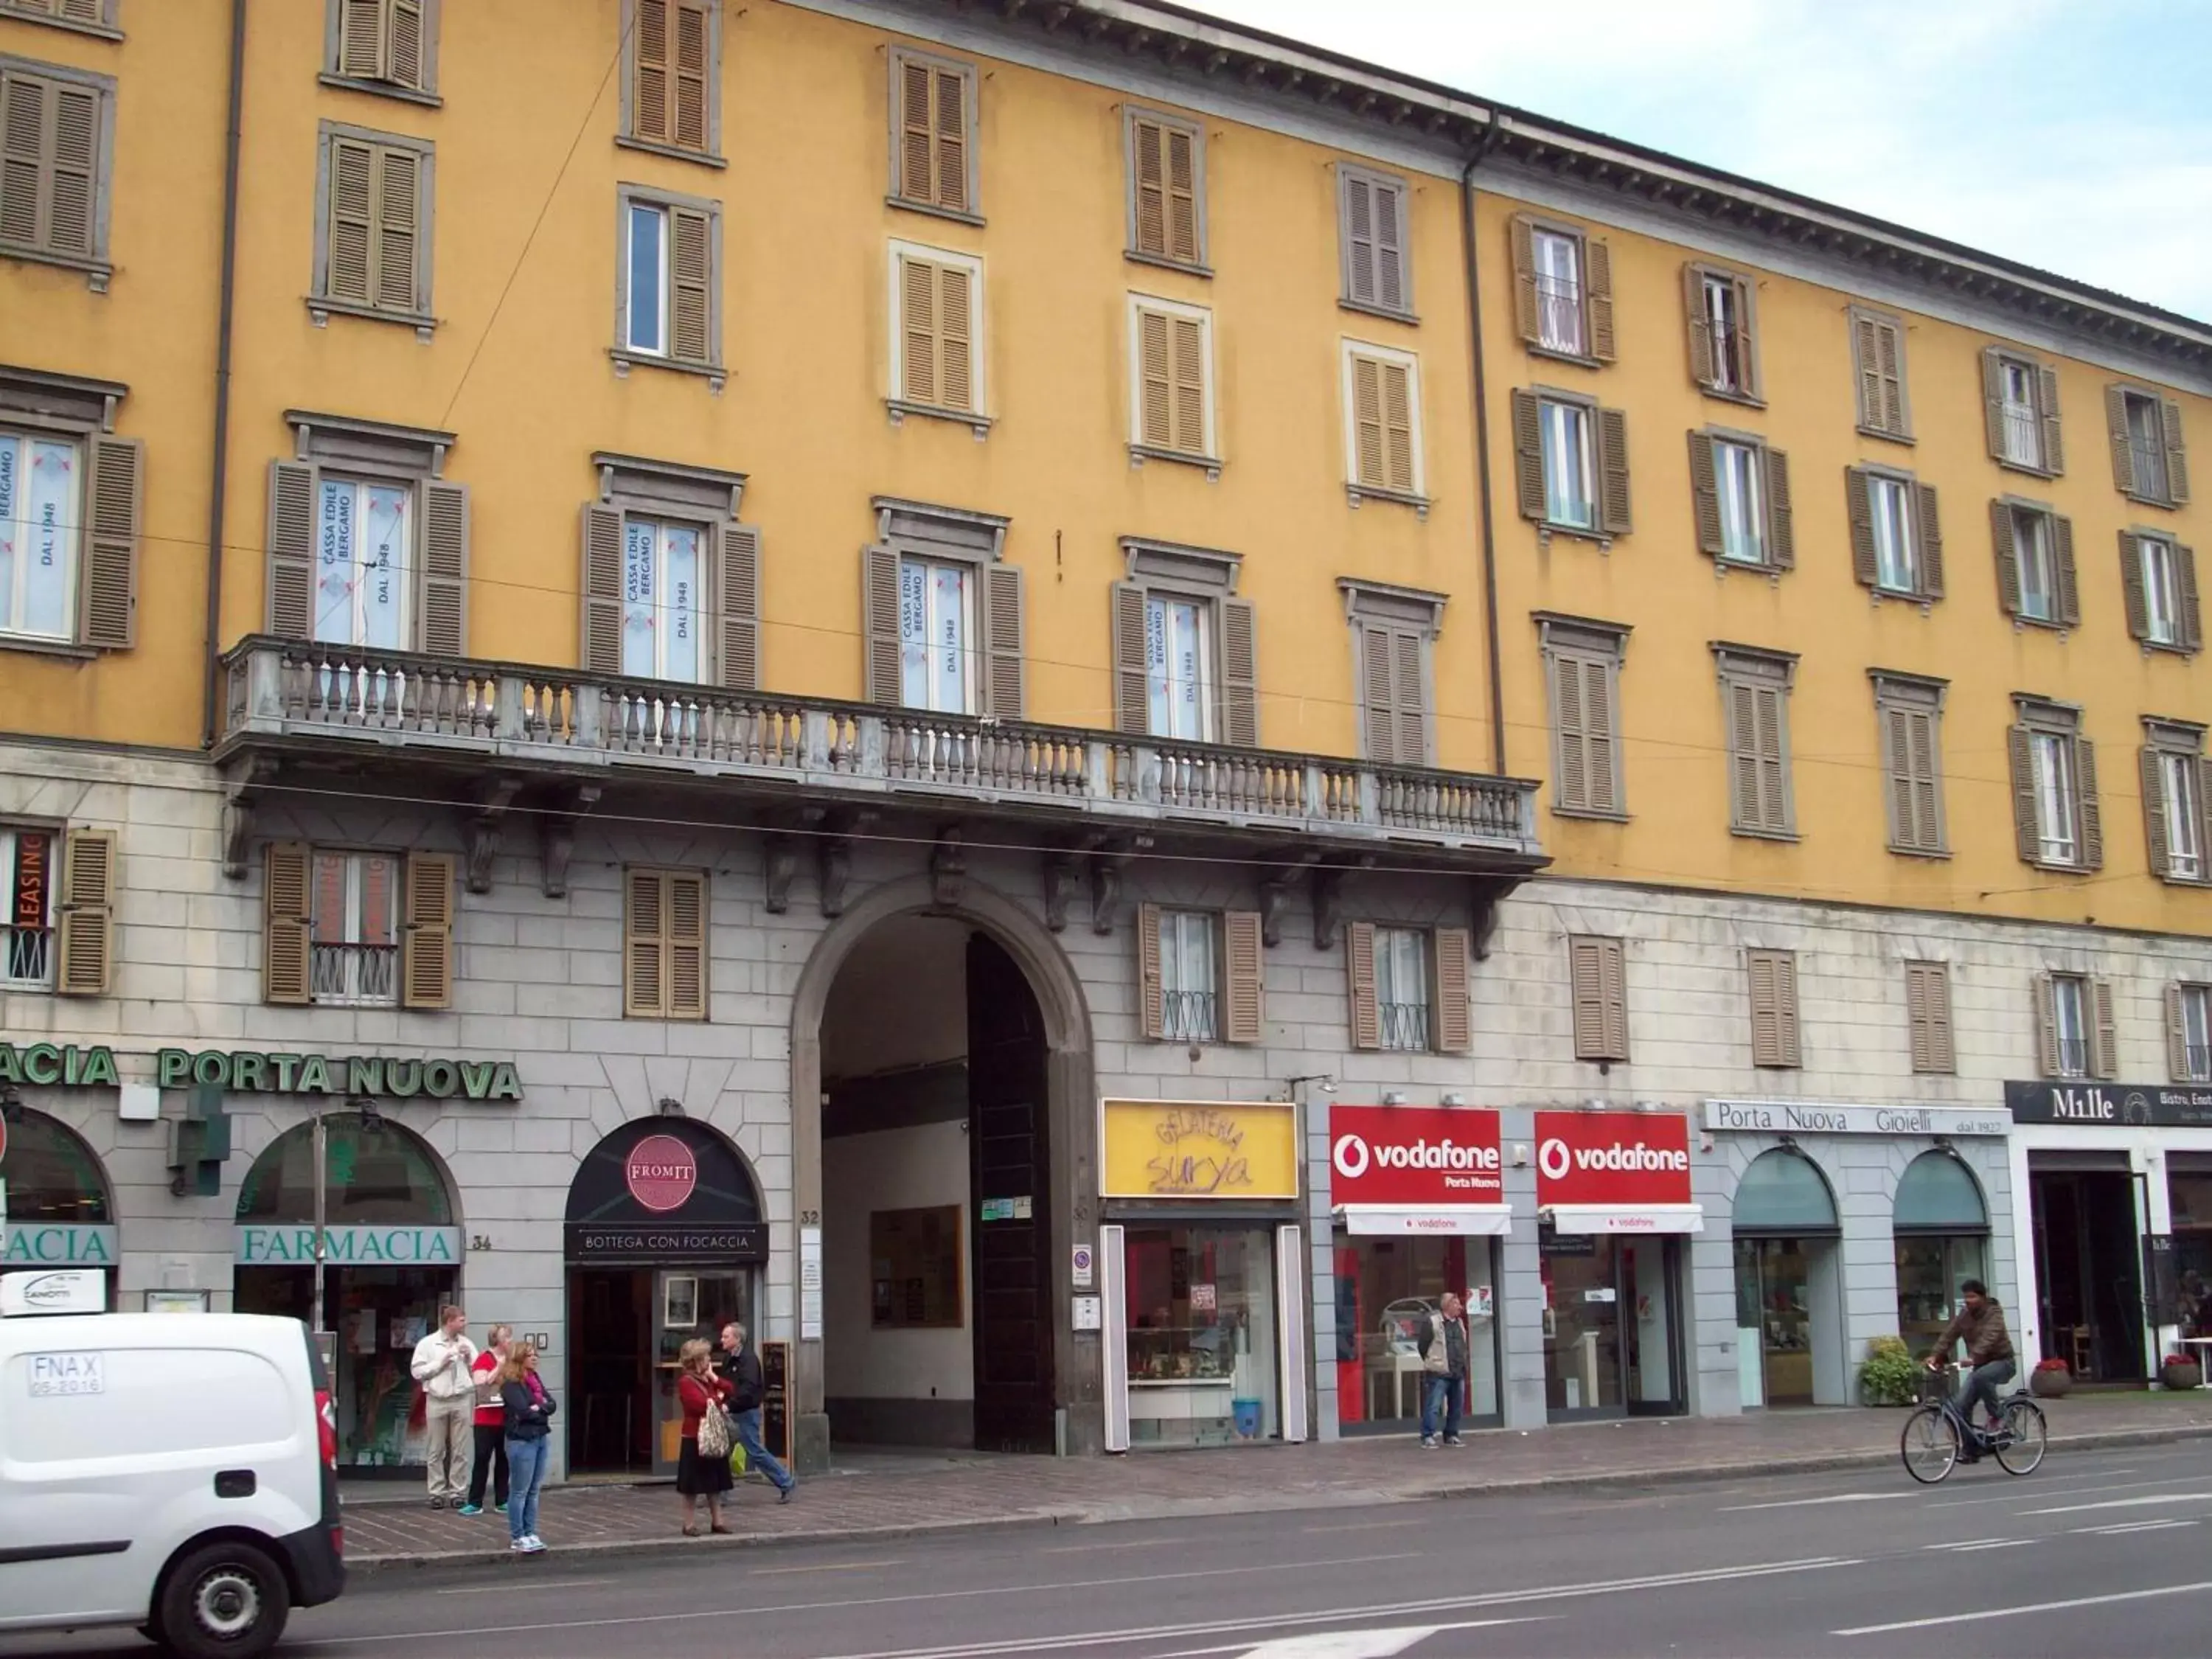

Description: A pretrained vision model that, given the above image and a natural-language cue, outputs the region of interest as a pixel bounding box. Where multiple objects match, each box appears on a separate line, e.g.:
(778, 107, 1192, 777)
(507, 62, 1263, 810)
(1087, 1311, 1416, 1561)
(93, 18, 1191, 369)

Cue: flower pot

(2030, 1368, 2072, 1399)
(2162, 1361, 2204, 1391)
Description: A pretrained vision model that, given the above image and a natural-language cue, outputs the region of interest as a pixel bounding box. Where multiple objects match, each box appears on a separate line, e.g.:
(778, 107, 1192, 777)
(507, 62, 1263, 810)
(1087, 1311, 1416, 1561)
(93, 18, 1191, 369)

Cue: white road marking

(1158, 1621, 1541, 1659)
(1230, 1628, 1455, 1658)
(1040, 1537, 1191, 1554)
(1719, 1492, 1911, 1512)
(1298, 1517, 1429, 1534)
(1929, 1472, 2202, 1509)
(434, 1577, 611, 1595)
(753, 1558, 905, 1575)
(2074, 1519, 2199, 1537)
(2023, 1491, 2212, 1516)
(1837, 1579, 2212, 1637)
(1921, 1539, 2008, 1551)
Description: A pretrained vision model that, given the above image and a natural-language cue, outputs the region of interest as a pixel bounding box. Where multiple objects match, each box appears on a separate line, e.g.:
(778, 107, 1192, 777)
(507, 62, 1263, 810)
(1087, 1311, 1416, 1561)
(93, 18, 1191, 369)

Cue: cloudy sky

(1194, 1, 2212, 324)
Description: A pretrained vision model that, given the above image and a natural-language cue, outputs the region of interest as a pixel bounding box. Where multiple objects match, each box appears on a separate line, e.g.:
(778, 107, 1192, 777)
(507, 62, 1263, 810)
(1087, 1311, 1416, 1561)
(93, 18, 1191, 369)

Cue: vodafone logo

(1534, 1110, 1695, 1207)
(1538, 1137, 1571, 1181)
(1327, 1106, 1503, 1207)
(1554, 1139, 1689, 1175)
(1335, 1133, 1502, 1179)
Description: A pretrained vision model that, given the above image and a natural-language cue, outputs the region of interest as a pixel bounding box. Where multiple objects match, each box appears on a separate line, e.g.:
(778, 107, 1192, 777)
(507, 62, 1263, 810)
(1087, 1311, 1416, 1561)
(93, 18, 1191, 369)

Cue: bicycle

(1900, 1360, 2047, 1484)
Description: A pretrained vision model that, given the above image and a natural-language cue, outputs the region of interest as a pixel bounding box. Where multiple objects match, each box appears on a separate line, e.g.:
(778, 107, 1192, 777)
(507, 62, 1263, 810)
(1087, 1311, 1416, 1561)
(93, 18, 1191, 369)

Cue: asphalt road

(12, 1438, 2212, 1659)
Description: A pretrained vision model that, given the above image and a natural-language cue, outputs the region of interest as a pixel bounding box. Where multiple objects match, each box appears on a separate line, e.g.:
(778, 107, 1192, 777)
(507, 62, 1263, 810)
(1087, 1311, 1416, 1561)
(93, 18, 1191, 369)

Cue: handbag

(697, 1397, 732, 1461)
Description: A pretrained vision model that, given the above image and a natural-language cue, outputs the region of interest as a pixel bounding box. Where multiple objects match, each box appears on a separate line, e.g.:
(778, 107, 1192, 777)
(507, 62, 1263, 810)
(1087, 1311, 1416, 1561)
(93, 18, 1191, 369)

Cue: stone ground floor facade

(2, 736, 2206, 1476)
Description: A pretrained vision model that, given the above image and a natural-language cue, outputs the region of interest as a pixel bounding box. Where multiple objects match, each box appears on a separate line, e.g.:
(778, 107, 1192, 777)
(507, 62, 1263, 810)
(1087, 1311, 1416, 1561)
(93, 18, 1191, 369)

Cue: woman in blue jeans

(498, 1341, 557, 1554)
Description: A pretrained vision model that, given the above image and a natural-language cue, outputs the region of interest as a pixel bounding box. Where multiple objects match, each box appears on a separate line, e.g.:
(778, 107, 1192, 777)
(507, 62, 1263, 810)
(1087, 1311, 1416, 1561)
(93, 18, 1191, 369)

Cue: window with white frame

(310, 848, 399, 1007)
(1, 824, 55, 988)
(625, 198, 669, 355)
(897, 554, 973, 713)
(621, 515, 706, 682)
(1145, 592, 1212, 742)
(1531, 229, 1582, 355)
(1157, 908, 1217, 1043)
(2049, 973, 2090, 1078)
(1374, 925, 1430, 1052)
(2012, 505, 2056, 622)
(1868, 473, 1917, 594)
(2031, 729, 2079, 866)
(0, 427, 79, 644)
(1540, 397, 1593, 529)
(2163, 749, 2204, 880)
(1998, 358, 2040, 467)
(314, 475, 412, 649)
(2179, 984, 2212, 1082)
(2141, 535, 2182, 645)
(1701, 271, 1747, 394)
(1715, 437, 1764, 565)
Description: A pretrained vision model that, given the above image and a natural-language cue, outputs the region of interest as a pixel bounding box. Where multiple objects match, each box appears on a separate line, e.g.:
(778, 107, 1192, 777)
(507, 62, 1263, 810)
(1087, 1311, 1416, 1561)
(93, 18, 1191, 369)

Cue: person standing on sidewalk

(717, 1321, 796, 1503)
(458, 1324, 512, 1517)
(410, 1305, 478, 1509)
(499, 1340, 556, 1554)
(675, 1339, 736, 1536)
(1417, 1293, 1470, 1449)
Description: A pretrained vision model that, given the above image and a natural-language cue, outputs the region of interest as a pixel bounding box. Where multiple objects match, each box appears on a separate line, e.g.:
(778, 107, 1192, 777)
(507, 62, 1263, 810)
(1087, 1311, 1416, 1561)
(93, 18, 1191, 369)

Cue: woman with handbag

(674, 1338, 735, 1536)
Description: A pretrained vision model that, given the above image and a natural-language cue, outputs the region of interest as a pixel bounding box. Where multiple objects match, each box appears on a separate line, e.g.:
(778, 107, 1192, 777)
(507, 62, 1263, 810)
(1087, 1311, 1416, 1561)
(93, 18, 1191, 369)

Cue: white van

(0, 1270, 346, 1658)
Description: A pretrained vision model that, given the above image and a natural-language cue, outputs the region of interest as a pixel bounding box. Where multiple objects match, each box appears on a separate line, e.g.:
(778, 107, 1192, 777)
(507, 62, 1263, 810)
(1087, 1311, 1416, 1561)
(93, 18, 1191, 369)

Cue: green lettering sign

(1, 1044, 521, 1103)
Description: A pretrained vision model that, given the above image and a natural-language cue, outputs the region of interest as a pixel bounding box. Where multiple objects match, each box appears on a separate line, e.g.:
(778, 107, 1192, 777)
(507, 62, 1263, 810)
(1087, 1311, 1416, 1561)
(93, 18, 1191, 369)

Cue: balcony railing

(1161, 989, 1218, 1044)
(2186, 1043, 2212, 1082)
(1999, 405, 2042, 467)
(2053, 1037, 2090, 1077)
(1536, 277, 1584, 355)
(312, 940, 397, 1007)
(1380, 1000, 1431, 1052)
(2, 924, 50, 987)
(2131, 439, 2169, 500)
(221, 639, 1543, 857)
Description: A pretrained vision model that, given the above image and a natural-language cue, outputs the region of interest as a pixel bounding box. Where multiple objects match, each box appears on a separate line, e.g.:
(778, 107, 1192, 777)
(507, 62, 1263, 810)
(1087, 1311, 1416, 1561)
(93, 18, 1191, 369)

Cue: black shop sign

(2006, 1081, 2212, 1129)
(563, 1223, 768, 1264)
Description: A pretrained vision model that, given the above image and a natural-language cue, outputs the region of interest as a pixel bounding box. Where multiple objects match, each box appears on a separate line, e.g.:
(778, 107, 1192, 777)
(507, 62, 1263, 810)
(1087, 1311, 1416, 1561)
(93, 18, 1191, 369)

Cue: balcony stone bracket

(764, 836, 799, 914)
(1261, 849, 1321, 949)
(538, 785, 601, 900)
(467, 777, 524, 895)
(931, 829, 968, 910)
(1087, 835, 1152, 936)
(1042, 852, 1079, 933)
(1469, 874, 1523, 961)
(219, 757, 280, 879)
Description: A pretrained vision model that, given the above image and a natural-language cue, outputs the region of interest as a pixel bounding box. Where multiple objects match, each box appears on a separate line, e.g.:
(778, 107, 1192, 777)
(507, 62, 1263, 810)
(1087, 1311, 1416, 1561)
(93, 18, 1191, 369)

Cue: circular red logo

(625, 1135, 697, 1213)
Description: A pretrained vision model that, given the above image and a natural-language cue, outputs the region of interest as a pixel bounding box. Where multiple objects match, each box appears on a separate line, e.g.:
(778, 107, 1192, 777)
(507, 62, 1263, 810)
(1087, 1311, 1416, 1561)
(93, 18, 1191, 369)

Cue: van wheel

(157, 1542, 291, 1659)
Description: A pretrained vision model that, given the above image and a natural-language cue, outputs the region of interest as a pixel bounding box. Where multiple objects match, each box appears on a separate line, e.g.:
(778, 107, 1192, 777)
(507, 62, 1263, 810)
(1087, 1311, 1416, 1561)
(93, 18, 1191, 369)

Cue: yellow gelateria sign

(1100, 1099, 1300, 1201)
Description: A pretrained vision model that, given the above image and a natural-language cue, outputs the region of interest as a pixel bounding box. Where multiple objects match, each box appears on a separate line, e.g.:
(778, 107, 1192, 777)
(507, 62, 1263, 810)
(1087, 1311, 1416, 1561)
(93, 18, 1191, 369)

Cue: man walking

(1418, 1292, 1470, 1449)
(458, 1324, 512, 1516)
(411, 1304, 478, 1509)
(716, 1321, 796, 1503)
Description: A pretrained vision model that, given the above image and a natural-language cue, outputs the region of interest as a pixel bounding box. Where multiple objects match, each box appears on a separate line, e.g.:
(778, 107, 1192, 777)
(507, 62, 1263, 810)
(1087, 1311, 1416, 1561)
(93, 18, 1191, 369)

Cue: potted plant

(1858, 1335, 1919, 1408)
(2030, 1357, 2072, 1399)
(2161, 1352, 2204, 1391)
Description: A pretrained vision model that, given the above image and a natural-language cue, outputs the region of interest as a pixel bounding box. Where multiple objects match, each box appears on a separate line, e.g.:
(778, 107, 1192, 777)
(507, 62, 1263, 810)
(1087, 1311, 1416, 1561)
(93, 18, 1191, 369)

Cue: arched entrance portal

(1730, 1147, 1843, 1406)
(564, 1116, 766, 1476)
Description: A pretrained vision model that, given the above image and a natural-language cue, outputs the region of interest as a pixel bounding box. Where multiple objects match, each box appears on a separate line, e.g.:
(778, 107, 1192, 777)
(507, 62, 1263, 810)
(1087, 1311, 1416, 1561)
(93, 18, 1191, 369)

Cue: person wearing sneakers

(716, 1321, 796, 1503)
(1416, 1292, 1470, 1449)
(409, 1304, 478, 1510)
(498, 1340, 556, 1554)
(458, 1324, 512, 1517)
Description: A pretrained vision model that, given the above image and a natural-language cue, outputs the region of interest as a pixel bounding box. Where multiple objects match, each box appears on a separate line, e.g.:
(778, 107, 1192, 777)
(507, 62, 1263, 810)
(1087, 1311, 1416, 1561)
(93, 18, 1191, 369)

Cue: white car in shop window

(0, 1270, 347, 1658)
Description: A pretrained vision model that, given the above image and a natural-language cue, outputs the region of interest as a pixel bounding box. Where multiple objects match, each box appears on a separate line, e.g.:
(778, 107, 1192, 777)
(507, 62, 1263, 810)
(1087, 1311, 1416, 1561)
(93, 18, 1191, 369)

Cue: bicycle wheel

(1902, 1404, 1959, 1484)
(1994, 1398, 2047, 1475)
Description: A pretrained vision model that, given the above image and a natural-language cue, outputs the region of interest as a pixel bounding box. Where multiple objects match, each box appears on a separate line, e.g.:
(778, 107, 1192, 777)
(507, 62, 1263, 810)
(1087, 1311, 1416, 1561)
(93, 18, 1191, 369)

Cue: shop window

(1121, 1224, 1280, 1448)
(1894, 1151, 1990, 1360)
(0, 1107, 114, 1273)
(1332, 1236, 1500, 1433)
(1, 821, 55, 988)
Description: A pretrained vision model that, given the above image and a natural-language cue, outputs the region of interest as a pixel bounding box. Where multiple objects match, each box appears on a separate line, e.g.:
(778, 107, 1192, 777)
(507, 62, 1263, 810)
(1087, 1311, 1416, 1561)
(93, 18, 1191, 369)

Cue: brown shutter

(45, 80, 95, 259)
(938, 263, 973, 413)
(2170, 984, 2193, 1080)
(625, 869, 667, 1017)
(1735, 277, 1762, 400)
(1391, 628, 1426, 765)
(1111, 581, 1150, 734)
(2091, 978, 2119, 1079)
(1137, 902, 1165, 1040)
(1757, 685, 1787, 832)
(1342, 171, 1375, 305)
(1372, 180, 1404, 313)
(1990, 499, 2020, 617)
(79, 434, 142, 649)
(2143, 746, 2172, 878)
(1433, 926, 1472, 1054)
(1382, 360, 1414, 493)
(1569, 936, 1606, 1059)
(1551, 652, 1587, 810)
(900, 254, 936, 405)
(2163, 399, 2191, 504)
(1171, 315, 1206, 454)
(633, 0, 670, 142)
(1582, 658, 1617, 814)
(1165, 124, 1197, 264)
(2008, 726, 2039, 862)
(672, 0, 709, 151)
(53, 826, 114, 997)
(1907, 709, 1941, 852)
(1596, 406, 1632, 535)
(1683, 265, 1714, 390)
(400, 849, 455, 1010)
(2033, 976, 2059, 1078)
(264, 841, 313, 1006)
(932, 66, 967, 212)
(1907, 962, 1955, 1074)
(1222, 909, 1263, 1044)
(1511, 389, 1544, 520)
(1601, 939, 1629, 1059)
(897, 57, 931, 203)
(1728, 680, 1760, 831)
(1905, 963, 1933, 1073)
(267, 460, 318, 638)
(2076, 736, 2104, 870)
(1509, 214, 1538, 346)
(1585, 236, 1615, 362)
(1361, 622, 1396, 763)
(1347, 920, 1380, 1051)
(1687, 431, 1722, 556)
(716, 522, 759, 691)
(1845, 467, 1877, 588)
(0, 72, 45, 249)
(417, 479, 467, 655)
(862, 543, 901, 704)
(2120, 532, 2149, 640)
(326, 136, 375, 305)
(2039, 366, 2065, 475)
(983, 561, 1025, 719)
(669, 205, 712, 364)
(338, 0, 383, 78)
(1980, 347, 2008, 462)
(2053, 515, 2080, 627)
(1874, 320, 1905, 434)
(1853, 316, 1882, 430)
(1765, 447, 1795, 569)
(1133, 119, 1167, 255)
(581, 502, 625, 674)
(1749, 950, 1799, 1068)
(391, 0, 426, 91)
(666, 870, 706, 1020)
(2106, 385, 2135, 493)
(1883, 707, 1915, 849)
(1137, 307, 1171, 449)
(372, 145, 419, 313)
(2180, 544, 2203, 650)
(1915, 482, 1943, 599)
(1352, 355, 1384, 488)
(1219, 595, 1258, 748)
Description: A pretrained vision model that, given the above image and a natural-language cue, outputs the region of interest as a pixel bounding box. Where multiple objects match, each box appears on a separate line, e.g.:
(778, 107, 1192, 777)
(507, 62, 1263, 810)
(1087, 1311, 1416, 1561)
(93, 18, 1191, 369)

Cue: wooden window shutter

(390, 0, 427, 92)
(1390, 628, 1425, 765)
(896, 56, 931, 202)
(1343, 172, 1377, 305)
(1765, 448, 1795, 569)
(338, 0, 384, 79)
(2105, 385, 2136, 494)
(1845, 467, 1878, 588)
(53, 826, 114, 997)
(2076, 736, 2104, 871)
(1683, 265, 1714, 390)
(1853, 316, 1906, 436)
(1883, 707, 1916, 850)
(1165, 126, 1198, 264)
(1687, 431, 1723, 557)
(2120, 532, 2149, 640)
(672, 0, 709, 152)
(580, 501, 625, 674)
(1571, 936, 1628, 1062)
(1219, 595, 1258, 748)
(400, 849, 456, 1009)
(1596, 406, 1631, 535)
(371, 145, 420, 313)
(1372, 180, 1404, 313)
(1980, 348, 2008, 462)
(2032, 976, 2060, 1077)
(1989, 499, 2020, 617)
(2163, 399, 2191, 504)
(326, 136, 375, 305)
(1852, 316, 1882, 429)
(1905, 709, 1941, 852)
(1551, 652, 1588, 810)
(2091, 978, 2119, 1079)
(1222, 909, 1263, 1044)
(2142, 745, 2171, 877)
(665, 871, 706, 1020)
(1171, 316, 1206, 454)
(264, 841, 313, 1006)
(2179, 543, 2203, 650)
(0, 71, 46, 249)
(2169, 984, 2193, 1080)
(4, 73, 100, 261)
(1509, 215, 1538, 345)
(1734, 277, 1761, 400)
(2006, 726, 2039, 862)
(1753, 686, 1787, 832)
(983, 562, 1025, 719)
(1352, 355, 1385, 488)
(1347, 920, 1380, 1051)
(1360, 622, 1397, 763)
(1907, 963, 1955, 1074)
(1600, 940, 1628, 1060)
(715, 522, 760, 691)
(1914, 483, 1944, 599)
(625, 869, 667, 1017)
(1747, 950, 1798, 1068)
(1510, 389, 1544, 520)
(900, 254, 937, 405)
(1585, 236, 1615, 363)
(932, 67, 968, 212)
(861, 544, 901, 703)
(417, 479, 467, 655)
(1130, 116, 1165, 254)
(634, 0, 671, 142)
(938, 263, 973, 413)
(1133, 119, 1199, 263)
(1582, 658, 1617, 815)
(2039, 366, 2065, 475)
(2053, 514, 2081, 626)
(80, 434, 142, 649)
(669, 205, 712, 364)
(1381, 361, 1414, 493)
(1728, 680, 1760, 830)
(1137, 308, 1172, 449)
(1110, 581, 1149, 734)
(1432, 927, 1472, 1054)
(1137, 902, 1165, 1040)
(267, 460, 319, 638)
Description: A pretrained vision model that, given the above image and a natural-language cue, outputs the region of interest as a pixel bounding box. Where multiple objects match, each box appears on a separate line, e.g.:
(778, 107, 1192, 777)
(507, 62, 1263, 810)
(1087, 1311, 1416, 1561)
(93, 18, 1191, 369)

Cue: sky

(1192, 1, 2212, 324)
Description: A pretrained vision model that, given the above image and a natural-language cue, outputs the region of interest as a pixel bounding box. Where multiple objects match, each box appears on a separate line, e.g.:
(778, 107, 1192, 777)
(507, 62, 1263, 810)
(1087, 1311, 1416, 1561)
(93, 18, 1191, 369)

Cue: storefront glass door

(1542, 1234, 1624, 1416)
(1733, 1238, 1812, 1405)
(1332, 1236, 1499, 1433)
(2028, 1167, 2142, 1381)
(1122, 1225, 1280, 1447)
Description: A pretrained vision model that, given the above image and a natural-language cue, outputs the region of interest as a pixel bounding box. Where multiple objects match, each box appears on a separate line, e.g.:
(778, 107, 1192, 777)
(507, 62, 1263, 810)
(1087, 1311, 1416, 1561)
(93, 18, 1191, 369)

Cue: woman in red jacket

(675, 1338, 735, 1535)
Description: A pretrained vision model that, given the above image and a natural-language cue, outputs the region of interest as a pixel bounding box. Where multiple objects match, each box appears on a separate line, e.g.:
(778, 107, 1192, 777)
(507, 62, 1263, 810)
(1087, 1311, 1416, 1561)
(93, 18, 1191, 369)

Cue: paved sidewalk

(341, 1391, 2212, 1571)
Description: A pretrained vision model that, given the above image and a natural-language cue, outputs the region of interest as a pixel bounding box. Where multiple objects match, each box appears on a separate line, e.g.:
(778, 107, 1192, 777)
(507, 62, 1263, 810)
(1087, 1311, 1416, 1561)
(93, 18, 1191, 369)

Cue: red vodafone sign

(1331, 1105, 1507, 1233)
(624, 1135, 698, 1213)
(1534, 1110, 1693, 1209)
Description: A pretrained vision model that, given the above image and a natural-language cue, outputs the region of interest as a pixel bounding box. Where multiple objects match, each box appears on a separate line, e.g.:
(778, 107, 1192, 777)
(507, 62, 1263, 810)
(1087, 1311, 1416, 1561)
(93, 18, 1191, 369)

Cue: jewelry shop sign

(1703, 1100, 2011, 1138)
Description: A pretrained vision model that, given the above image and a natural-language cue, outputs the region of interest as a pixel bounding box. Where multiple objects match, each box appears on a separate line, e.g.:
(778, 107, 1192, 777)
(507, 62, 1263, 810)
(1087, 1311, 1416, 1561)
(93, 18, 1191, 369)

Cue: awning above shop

(1541, 1204, 1705, 1235)
(1335, 1204, 1514, 1237)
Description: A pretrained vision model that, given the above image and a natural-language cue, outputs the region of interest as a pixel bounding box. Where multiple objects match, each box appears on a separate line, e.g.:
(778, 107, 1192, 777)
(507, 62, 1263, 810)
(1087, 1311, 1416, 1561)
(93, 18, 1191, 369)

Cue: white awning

(1336, 1204, 1514, 1237)
(1540, 1203, 1705, 1236)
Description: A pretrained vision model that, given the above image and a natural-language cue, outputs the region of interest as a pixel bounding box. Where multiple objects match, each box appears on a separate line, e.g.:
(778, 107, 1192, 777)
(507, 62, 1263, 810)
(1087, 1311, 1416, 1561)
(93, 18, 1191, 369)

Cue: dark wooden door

(966, 931, 1056, 1452)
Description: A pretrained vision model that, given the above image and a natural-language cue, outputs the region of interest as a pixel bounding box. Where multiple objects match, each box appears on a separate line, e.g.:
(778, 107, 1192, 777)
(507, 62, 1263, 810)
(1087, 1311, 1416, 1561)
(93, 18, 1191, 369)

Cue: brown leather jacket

(1935, 1298, 2014, 1368)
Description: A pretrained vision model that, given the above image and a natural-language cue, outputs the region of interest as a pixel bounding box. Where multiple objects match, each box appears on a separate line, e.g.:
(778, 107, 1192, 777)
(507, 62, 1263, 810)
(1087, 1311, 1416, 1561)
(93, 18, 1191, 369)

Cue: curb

(345, 1421, 2212, 1574)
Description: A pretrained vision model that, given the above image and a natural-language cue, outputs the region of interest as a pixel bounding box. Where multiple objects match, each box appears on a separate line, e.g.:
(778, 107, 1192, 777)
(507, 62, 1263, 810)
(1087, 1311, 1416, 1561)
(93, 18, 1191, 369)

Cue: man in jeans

(716, 1321, 795, 1503)
(1926, 1279, 2015, 1462)
(1418, 1293, 1470, 1449)
(410, 1304, 478, 1509)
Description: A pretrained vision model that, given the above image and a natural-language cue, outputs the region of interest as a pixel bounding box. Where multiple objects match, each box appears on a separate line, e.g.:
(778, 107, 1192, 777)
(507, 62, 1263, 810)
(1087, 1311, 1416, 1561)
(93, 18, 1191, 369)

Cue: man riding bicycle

(1924, 1279, 2014, 1460)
